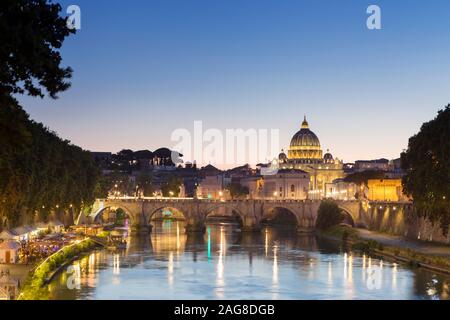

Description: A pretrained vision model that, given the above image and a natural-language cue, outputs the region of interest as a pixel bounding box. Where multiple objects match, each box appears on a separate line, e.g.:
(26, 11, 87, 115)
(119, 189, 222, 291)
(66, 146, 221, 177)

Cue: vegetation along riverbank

(17, 238, 103, 300)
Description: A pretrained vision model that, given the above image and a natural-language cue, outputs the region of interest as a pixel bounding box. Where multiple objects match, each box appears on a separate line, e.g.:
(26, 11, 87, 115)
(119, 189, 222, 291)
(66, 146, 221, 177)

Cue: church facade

(278, 117, 344, 199)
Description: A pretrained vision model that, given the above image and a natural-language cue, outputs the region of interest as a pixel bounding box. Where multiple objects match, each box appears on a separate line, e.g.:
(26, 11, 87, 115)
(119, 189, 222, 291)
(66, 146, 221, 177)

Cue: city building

(262, 169, 310, 200)
(367, 178, 408, 201)
(197, 174, 229, 200)
(324, 178, 360, 201)
(240, 176, 264, 199)
(386, 158, 405, 178)
(354, 158, 390, 172)
(278, 116, 345, 199)
(0, 241, 20, 264)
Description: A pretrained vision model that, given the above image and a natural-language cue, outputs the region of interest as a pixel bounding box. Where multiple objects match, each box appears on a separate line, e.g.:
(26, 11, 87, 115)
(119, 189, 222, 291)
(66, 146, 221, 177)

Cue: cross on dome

(301, 115, 309, 129)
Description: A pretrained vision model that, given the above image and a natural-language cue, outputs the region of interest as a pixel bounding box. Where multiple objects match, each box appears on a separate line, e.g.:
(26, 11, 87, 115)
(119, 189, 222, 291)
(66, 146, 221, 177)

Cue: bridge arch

(261, 205, 300, 227)
(203, 203, 245, 225)
(147, 206, 187, 222)
(338, 207, 356, 227)
(89, 205, 135, 225)
(336, 201, 361, 227)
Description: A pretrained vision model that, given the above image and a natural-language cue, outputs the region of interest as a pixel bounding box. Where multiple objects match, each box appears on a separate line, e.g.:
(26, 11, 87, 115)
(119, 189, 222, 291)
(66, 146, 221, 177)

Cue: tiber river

(47, 221, 450, 300)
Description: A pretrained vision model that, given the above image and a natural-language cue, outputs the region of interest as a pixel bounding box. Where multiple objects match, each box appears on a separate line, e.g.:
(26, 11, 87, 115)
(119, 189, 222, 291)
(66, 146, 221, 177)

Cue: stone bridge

(78, 198, 394, 234)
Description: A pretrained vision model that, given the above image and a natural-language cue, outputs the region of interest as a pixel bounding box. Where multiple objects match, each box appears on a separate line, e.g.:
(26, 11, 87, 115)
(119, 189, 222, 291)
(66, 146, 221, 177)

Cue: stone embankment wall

(364, 205, 450, 245)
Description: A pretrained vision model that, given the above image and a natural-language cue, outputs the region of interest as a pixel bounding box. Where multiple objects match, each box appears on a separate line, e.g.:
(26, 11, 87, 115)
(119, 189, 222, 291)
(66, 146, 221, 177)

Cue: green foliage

(315, 199, 345, 230)
(114, 208, 127, 226)
(136, 173, 154, 196)
(401, 105, 450, 236)
(20, 239, 98, 300)
(99, 171, 136, 197)
(161, 176, 183, 197)
(322, 225, 358, 241)
(226, 182, 249, 199)
(97, 231, 111, 239)
(351, 240, 383, 254)
(344, 170, 386, 186)
(0, 0, 75, 99)
(0, 1, 98, 228)
(0, 104, 100, 227)
(93, 174, 114, 199)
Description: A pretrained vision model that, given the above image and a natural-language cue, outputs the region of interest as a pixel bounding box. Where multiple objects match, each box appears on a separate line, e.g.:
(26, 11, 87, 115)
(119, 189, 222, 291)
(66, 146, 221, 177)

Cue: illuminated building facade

(262, 169, 310, 200)
(241, 170, 310, 200)
(196, 175, 229, 200)
(278, 117, 345, 199)
(324, 179, 362, 201)
(367, 178, 408, 201)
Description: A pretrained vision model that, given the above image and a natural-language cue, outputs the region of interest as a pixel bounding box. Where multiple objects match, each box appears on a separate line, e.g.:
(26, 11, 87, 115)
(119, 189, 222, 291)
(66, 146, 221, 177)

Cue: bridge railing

(100, 197, 322, 204)
(98, 197, 411, 205)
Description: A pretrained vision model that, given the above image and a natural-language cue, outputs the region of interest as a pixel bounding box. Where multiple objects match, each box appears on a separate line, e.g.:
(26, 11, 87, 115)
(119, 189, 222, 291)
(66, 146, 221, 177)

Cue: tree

(344, 170, 386, 186)
(0, 1, 101, 228)
(161, 177, 183, 197)
(226, 182, 249, 199)
(315, 199, 344, 230)
(0, 106, 100, 226)
(136, 173, 154, 197)
(401, 105, 450, 236)
(0, 0, 75, 100)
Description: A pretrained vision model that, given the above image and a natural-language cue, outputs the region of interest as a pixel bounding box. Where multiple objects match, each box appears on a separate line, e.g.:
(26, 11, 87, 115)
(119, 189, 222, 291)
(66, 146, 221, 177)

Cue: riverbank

(17, 237, 103, 300)
(319, 226, 450, 275)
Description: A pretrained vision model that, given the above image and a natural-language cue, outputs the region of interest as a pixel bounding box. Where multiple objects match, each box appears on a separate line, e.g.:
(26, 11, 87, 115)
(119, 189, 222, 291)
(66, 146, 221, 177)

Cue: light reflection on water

(48, 221, 450, 300)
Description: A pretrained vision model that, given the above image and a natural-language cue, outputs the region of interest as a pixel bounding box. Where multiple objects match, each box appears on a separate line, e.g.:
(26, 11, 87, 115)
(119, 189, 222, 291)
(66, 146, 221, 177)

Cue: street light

(169, 191, 174, 197)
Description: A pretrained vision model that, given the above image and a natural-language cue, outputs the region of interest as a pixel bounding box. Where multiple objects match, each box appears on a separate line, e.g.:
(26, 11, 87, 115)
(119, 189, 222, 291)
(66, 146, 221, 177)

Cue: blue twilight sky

(18, 0, 450, 166)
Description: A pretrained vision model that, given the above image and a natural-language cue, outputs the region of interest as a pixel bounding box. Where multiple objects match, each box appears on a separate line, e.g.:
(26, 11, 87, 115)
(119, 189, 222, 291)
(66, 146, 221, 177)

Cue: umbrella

(0, 230, 15, 241)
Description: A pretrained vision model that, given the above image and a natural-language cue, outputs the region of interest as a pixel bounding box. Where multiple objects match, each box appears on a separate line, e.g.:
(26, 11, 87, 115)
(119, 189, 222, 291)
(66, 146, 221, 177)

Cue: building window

(291, 185, 295, 192)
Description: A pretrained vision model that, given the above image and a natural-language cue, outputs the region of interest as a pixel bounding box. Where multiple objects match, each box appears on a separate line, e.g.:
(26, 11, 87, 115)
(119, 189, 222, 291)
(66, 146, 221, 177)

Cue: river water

(47, 221, 450, 300)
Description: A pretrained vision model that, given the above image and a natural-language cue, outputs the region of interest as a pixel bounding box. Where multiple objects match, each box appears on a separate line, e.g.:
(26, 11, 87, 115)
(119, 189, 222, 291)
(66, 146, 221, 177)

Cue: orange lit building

(367, 179, 408, 201)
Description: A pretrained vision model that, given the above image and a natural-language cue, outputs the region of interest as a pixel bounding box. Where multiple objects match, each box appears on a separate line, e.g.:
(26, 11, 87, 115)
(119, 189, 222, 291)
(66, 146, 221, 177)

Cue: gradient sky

(18, 0, 450, 166)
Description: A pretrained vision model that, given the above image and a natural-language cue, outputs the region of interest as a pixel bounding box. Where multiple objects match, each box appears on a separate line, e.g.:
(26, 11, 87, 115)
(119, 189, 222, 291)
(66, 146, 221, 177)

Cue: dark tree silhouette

(161, 177, 183, 197)
(0, 0, 75, 100)
(0, 1, 99, 228)
(401, 105, 450, 235)
(315, 199, 344, 230)
(226, 182, 249, 199)
(344, 170, 386, 186)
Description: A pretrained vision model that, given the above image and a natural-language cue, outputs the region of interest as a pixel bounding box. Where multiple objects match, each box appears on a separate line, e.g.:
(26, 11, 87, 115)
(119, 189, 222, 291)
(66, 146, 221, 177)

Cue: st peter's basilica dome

(288, 116, 323, 161)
